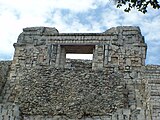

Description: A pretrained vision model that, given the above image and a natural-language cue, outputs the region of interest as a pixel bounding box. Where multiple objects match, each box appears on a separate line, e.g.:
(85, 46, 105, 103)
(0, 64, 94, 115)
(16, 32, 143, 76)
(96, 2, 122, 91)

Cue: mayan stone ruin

(0, 26, 160, 120)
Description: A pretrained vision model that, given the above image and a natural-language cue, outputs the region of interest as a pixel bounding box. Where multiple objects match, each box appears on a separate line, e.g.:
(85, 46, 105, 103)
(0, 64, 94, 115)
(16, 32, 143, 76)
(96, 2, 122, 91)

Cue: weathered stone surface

(0, 61, 11, 101)
(14, 65, 125, 118)
(0, 103, 21, 120)
(0, 26, 160, 120)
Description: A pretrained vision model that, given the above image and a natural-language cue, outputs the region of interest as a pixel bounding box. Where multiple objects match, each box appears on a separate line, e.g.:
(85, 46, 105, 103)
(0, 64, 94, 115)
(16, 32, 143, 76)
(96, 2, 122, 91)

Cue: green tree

(115, 0, 160, 13)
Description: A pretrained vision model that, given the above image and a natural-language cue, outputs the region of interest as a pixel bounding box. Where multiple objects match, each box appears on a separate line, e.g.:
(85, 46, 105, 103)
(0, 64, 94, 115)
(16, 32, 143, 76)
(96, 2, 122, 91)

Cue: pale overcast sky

(0, 0, 160, 64)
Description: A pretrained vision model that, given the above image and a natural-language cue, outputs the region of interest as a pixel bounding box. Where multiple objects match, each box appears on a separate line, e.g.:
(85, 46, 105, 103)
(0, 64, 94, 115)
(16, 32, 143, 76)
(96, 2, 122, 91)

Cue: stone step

(151, 91, 160, 96)
(153, 105, 160, 109)
(149, 80, 160, 84)
(145, 71, 160, 74)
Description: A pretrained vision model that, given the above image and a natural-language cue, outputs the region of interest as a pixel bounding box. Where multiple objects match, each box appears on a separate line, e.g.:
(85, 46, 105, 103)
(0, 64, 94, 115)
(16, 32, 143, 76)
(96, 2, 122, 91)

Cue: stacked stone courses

(0, 26, 160, 120)
(0, 61, 11, 101)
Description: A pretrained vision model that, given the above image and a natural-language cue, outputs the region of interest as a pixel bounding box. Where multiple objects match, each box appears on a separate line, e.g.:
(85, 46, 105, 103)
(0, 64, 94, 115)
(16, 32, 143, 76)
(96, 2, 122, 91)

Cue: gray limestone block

(92, 116, 101, 120)
(104, 26, 140, 34)
(0, 115, 3, 120)
(51, 116, 62, 120)
(2, 107, 7, 115)
(23, 27, 59, 34)
(9, 116, 15, 120)
(34, 115, 43, 120)
(3, 115, 9, 120)
(100, 116, 111, 120)
(13, 106, 19, 117)
(84, 118, 93, 120)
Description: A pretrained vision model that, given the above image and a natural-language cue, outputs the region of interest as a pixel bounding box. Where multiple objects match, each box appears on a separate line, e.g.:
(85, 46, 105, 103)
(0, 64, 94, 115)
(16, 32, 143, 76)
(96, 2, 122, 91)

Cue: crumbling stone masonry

(0, 26, 160, 120)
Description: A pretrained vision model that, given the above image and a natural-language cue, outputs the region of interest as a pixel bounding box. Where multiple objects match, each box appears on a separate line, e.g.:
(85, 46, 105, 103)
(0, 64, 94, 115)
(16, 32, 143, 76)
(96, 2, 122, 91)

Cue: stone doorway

(55, 44, 105, 70)
(55, 45, 95, 69)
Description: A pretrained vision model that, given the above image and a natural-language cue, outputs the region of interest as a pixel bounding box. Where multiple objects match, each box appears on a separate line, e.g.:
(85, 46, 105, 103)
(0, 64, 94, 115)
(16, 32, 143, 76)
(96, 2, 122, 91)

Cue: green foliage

(116, 0, 160, 13)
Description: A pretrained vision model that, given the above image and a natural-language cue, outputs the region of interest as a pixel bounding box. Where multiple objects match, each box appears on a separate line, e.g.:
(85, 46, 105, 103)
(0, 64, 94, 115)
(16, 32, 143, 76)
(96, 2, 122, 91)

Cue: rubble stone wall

(1, 59, 150, 120)
(10, 64, 126, 118)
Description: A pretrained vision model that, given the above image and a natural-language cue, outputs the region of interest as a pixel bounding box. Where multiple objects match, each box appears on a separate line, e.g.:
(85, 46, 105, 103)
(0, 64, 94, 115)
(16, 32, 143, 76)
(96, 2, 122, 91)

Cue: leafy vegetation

(115, 0, 160, 13)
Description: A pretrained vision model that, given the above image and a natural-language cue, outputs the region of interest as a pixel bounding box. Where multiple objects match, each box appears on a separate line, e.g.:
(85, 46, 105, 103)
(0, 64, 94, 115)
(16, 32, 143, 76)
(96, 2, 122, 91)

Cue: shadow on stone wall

(0, 61, 11, 101)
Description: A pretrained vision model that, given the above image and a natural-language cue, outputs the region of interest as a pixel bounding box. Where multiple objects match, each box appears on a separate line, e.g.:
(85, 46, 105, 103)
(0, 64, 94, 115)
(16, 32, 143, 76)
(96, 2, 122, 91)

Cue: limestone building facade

(0, 26, 160, 120)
